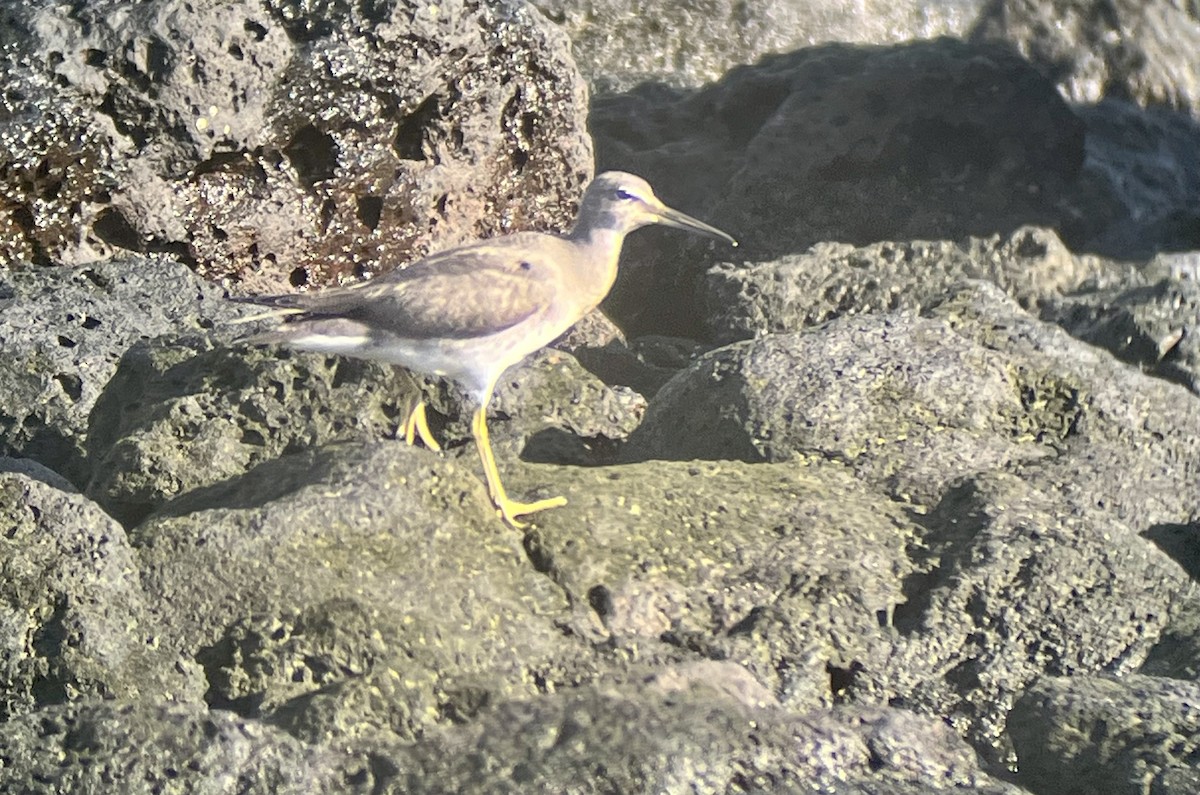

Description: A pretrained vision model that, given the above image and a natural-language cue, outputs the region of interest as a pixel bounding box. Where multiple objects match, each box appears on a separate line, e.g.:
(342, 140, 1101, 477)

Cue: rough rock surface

(0, 463, 201, 721)
(533, 0, 982, 92)
(1009, 675, 1200, 795)
(701, 226, 1132, 345)
(85, 336, 642, 526)
(0, 258, 230, 486)
(972, 0, 1200, 114)
(0, 0, 592, 290)
(0, 701, 367, 793)
(590, 37, 1090, 336)
(1045, 263, 1200, 394)
(387, 686, 1028, 794)
(3, 0, 1200, 793)
(627, 283, 1200, 766)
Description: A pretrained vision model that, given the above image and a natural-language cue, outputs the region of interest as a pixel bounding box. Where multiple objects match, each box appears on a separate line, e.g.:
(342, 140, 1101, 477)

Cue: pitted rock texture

(0, 464, 201, 722)
(3, 1, 1200, 791)
(0, 257, 231, 487)
(0, 700, 367, 793)
(590, 38, 1088, 337)
(701, 226, 1133, 345)
(1046, 271, 1200, 395)
(1009, 674, 1200, 795)
(533, 0, 982, 93)
(0, 0, 592, 290)
(972, 0, 1200, 114)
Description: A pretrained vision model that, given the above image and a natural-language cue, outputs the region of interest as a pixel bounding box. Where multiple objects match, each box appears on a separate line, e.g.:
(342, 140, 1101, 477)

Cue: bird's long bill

(654, 204, 738, 247)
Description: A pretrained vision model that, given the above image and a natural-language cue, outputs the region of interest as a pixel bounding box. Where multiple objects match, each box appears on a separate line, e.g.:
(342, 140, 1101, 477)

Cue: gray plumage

(235, 171, 736, 525)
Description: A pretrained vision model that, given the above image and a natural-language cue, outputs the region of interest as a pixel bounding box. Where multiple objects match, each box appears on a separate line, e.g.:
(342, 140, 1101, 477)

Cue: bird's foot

(495, 493, 567, 529)
(402, 401, 441, 451)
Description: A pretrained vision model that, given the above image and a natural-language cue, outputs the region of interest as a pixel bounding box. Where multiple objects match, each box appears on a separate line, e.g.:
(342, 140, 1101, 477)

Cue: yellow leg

(402, 400, 441, 452)
(471, 404, 566, 527)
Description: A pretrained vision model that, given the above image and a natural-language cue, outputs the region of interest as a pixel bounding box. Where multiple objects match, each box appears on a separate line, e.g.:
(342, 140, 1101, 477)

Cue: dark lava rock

(0, 0, 591, 289)
(591, 37, 1088, 336)
(85, 335, 643, 526)
(0, 258, 231, 487)
(0, 463, 200, 722)
(971, 0, 1200, 255)
(1069, 100, 1200, 257)
(132, 439, 576, 740)
(524, 455, 917, 712)
(632, 282, 1200, 513)
(880, 469, 1191, 767)
(1046, 271, 1200, 395)
(626, 307, 1060, 505)
(386, 683, 1026, 794)
(972, 0, 1200, 114)
(84, 337, 426, 526)
(0, 700, 368, 794)
(702, 226, 1133, 345)
(1009, 674, 1200, 795)
(534, 0, 980, 93)
(627, 283, 1200, 765)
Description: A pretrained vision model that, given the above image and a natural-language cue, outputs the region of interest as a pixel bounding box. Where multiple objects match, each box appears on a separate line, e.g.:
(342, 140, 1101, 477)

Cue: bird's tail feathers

(227, 306, 305, 325)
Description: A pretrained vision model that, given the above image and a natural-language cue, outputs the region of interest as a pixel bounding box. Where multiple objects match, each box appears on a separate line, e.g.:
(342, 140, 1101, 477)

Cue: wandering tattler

(235, 171, 737, 526)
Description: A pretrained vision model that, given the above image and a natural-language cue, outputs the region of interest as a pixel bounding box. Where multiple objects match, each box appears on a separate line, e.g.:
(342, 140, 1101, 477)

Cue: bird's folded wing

(284, 250, 555, 341)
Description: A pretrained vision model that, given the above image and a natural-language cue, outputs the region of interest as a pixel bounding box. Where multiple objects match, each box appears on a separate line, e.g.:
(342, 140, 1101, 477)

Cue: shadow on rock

(592, 37, 1088, 336)
(591, 37, 1200, 338)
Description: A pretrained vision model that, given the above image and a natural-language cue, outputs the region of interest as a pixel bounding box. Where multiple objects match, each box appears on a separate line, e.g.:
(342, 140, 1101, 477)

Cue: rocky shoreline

(1, 0, 1199, 793)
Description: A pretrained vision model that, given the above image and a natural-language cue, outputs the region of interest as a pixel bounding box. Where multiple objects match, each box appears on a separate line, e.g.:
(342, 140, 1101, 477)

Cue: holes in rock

(72, 268, 108, 289)
(81, 316, 101, 330)
(244, 19, 268, 41)
(587, 585, 613, 619)
(521, 532, 553, 573)
(318, 197, 336, 231)
(727, 606, 765, 636)
(356, 194, 383, 230)
(192, 150, 253, 178)
(283, 124, 338, 188)
(142, 37, 174, 81)
(97, 88, 148, 147)
(53, 373, 83, 402)
(393, 95, 440, 161)
(228, 43, 243, 60)
(10, 204, 35, 233)
(55, 335, 76, 348)
(91, 207, 141, 251)
(826, 660, 864, 700)
(84, 49, 106, 67)
(289, 266, 308, 288)
(944, 657, 982, 690)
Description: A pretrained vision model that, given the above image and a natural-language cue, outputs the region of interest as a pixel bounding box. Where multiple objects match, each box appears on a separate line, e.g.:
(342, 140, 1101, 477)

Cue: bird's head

(573, 171, 737, 246)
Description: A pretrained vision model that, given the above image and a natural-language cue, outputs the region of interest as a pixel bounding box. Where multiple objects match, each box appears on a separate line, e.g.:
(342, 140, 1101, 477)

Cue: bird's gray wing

(272, 243, 559, 341)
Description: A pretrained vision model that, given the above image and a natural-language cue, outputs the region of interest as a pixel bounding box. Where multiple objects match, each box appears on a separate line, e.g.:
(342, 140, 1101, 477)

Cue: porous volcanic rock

(972, 0, 1200, 114)
(1009, 674, 1200, 795)
(590, 38, 1088, 336)
(0, 462, 201, 721)
(0, 257, 231, 486)
(701, 226, 1133, 345)
(0, 0, 592, 290)
(534, 0, 982, 93)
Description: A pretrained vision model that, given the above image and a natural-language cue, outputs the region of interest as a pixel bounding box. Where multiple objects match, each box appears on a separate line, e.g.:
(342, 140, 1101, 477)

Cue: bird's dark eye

(615, 188, 637, 201)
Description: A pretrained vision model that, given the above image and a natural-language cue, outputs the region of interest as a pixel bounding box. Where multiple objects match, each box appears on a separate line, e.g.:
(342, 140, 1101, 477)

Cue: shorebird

(235, 171, 737, 527)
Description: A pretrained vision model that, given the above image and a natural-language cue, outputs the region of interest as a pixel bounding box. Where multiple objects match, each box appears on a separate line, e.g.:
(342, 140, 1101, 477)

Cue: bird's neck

(566, 226, 626, 305)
